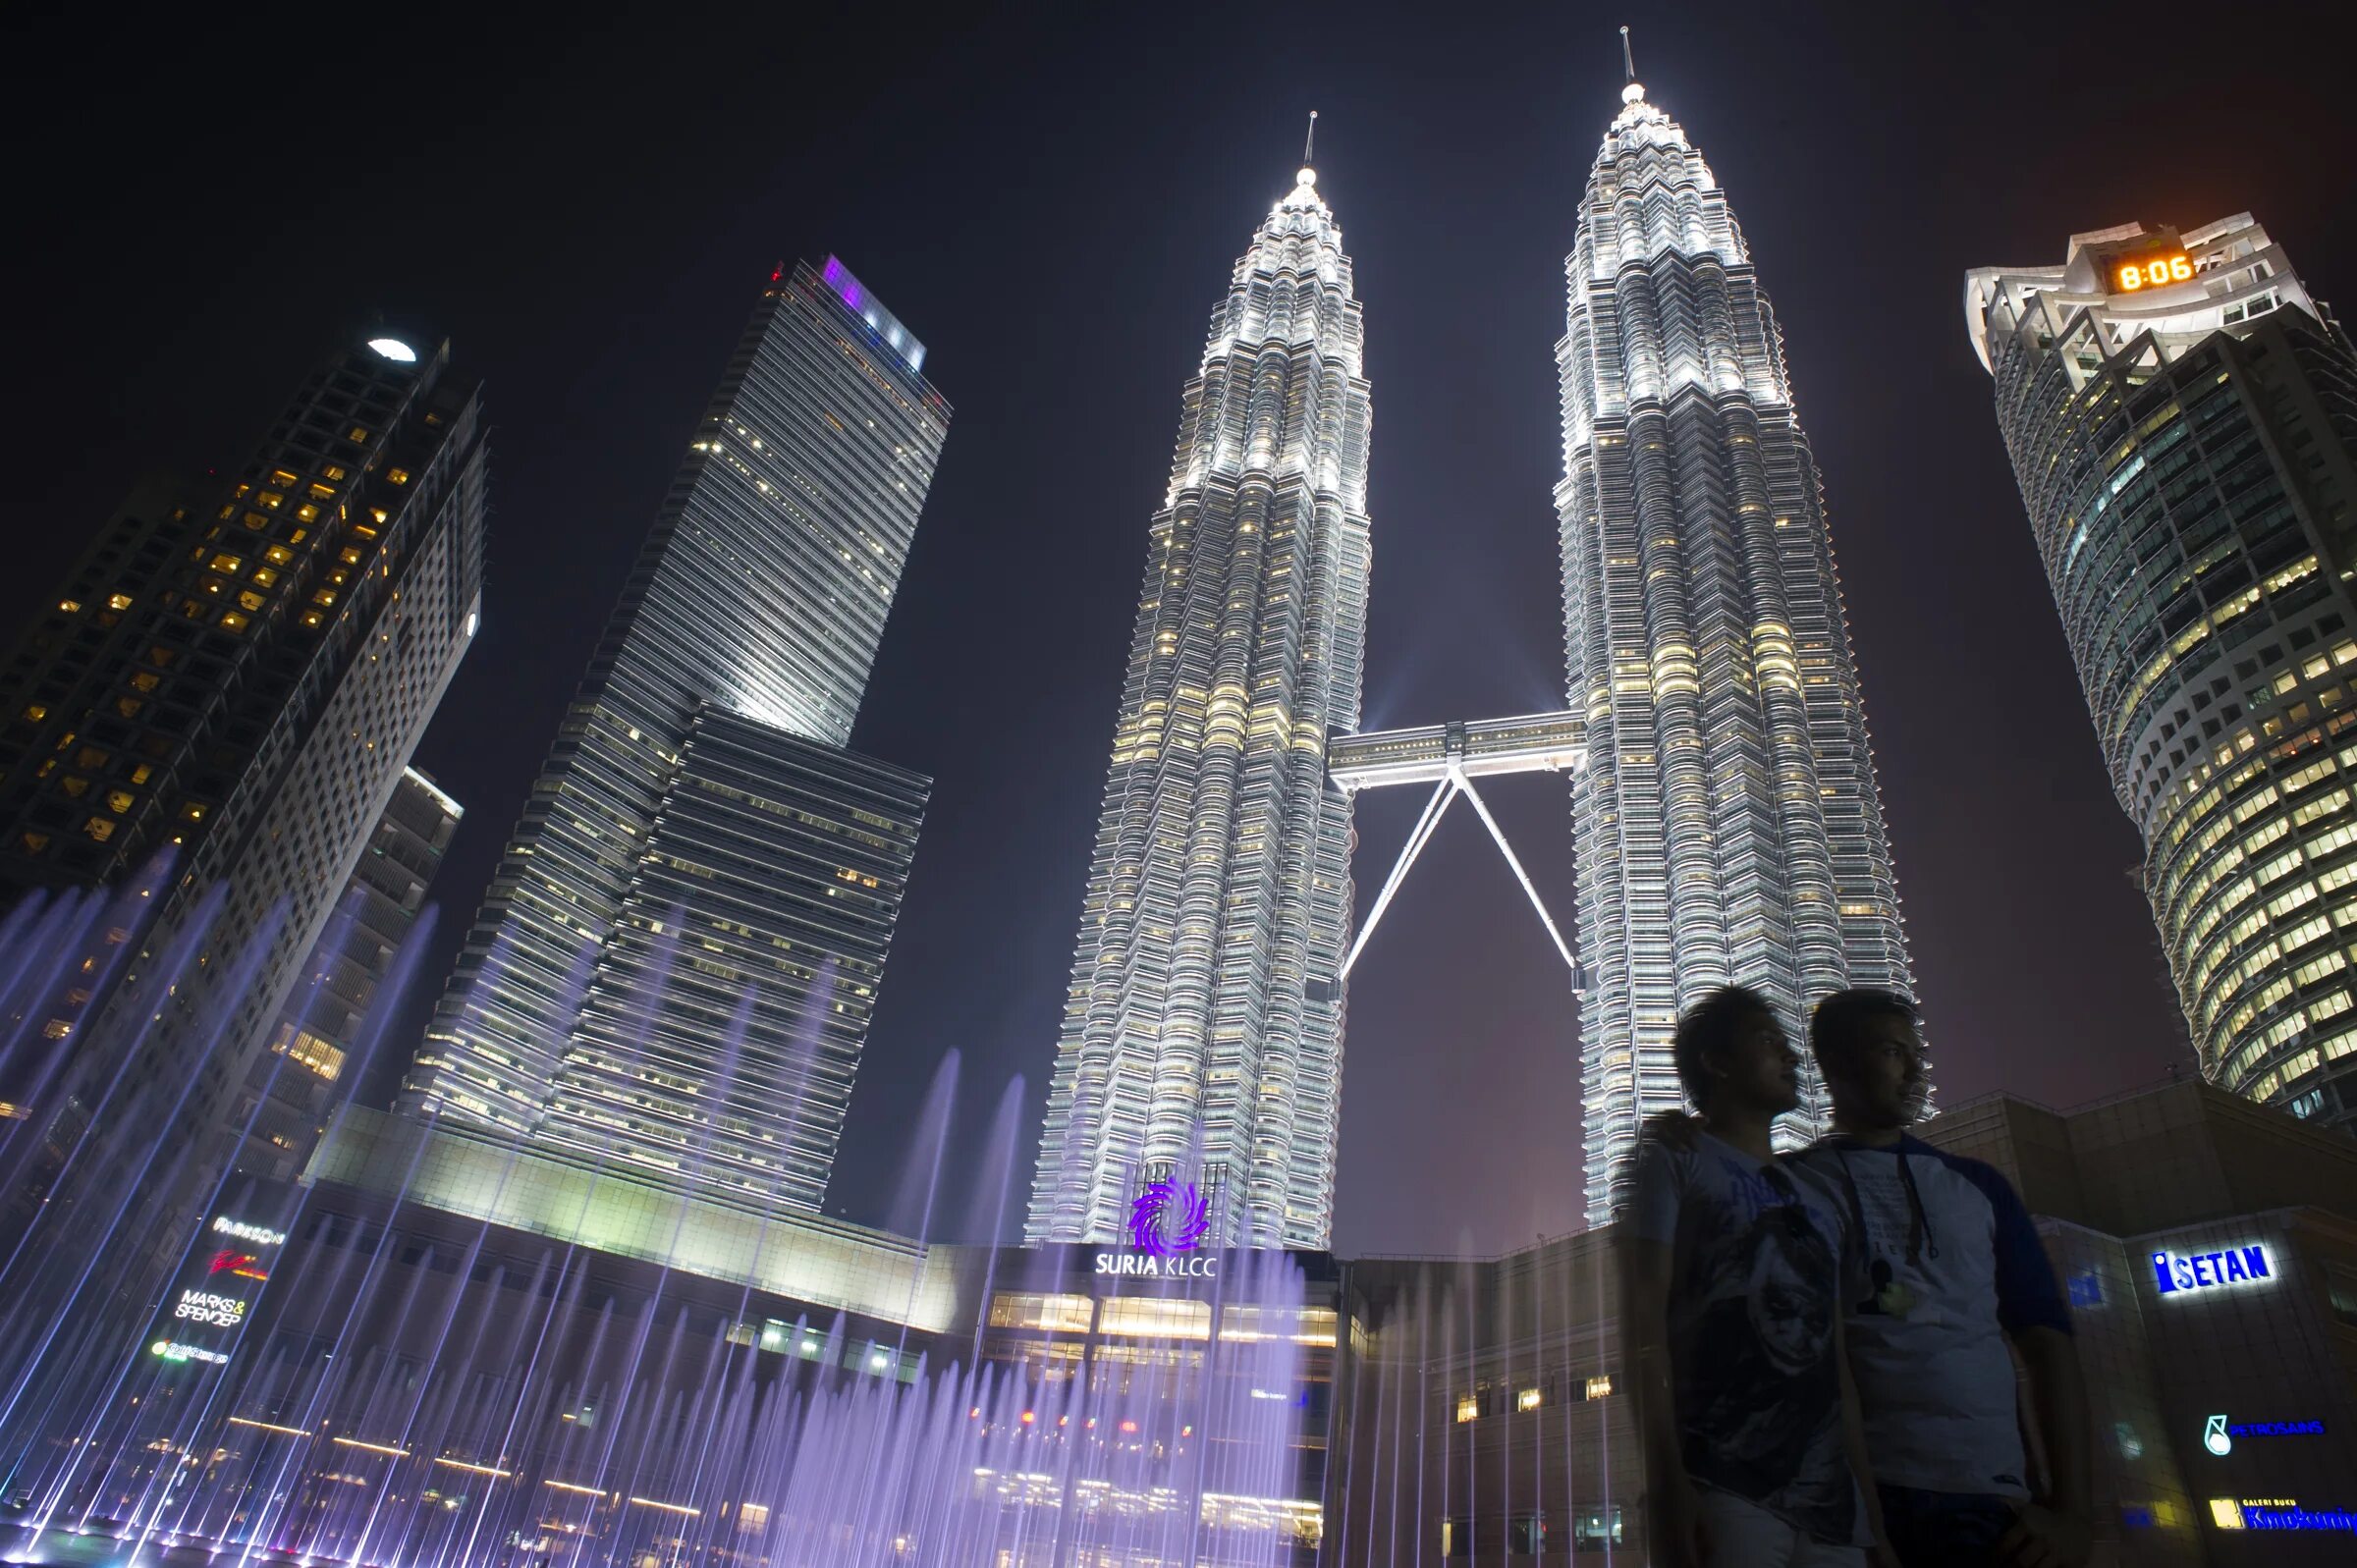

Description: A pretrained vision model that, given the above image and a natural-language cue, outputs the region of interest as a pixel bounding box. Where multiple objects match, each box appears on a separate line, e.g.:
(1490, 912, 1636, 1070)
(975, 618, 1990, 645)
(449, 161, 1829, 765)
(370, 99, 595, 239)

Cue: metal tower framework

(1328, 711, 1588, 986)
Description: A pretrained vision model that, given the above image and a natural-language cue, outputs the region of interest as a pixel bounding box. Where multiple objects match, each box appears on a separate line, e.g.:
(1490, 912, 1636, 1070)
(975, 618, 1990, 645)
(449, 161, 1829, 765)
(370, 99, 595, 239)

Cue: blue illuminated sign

(2151, 1243, 2272, 1295)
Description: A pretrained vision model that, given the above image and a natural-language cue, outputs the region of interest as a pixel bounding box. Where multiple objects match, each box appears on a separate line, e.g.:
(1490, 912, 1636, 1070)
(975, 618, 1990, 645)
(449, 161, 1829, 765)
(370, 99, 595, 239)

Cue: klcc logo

(1092, 1180, 1216, 1276)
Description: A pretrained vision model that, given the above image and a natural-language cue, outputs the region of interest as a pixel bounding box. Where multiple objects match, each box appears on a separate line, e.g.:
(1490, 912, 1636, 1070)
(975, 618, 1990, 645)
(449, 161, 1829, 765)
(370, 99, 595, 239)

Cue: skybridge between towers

(1326, 710, 1590, 990)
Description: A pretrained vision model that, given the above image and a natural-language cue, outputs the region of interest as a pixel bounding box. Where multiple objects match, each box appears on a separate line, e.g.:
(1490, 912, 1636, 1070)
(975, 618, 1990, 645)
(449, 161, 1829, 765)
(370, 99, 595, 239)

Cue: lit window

(42, 1018, 71, 1040)
(184, 803, 206, 822)
(269, 468, 300, 487)
(238, 591, 265, 613)
(1516, 1387, 1543, 1412)
(311, 590, 336, 608)
(19, 831, 50, 855)
(105, 790, 133, 814)
(82, 816, 115, 842)
(129, 764, 152, 785)
(258, 491, 284, 511)
(985, 1293, 1096, 1332)
(57, 599, 81, 614)
(348, 426, 370, 443)
(387, 467, 411, 485)
(1585, 1375, 1614, 1400)
(265, 546, 294, 566)
(300, 611, 324, 629)
(1455, 1396, 1478, 1424)
(131, 672, 160, 692)
(1095, 1297, 1211, 1340)
(21, 703, 46, 722)
(321, 464, 347, 481)
(297, 504, 319, 522)
(114, 697, 141, 719)
(58, 776, 88, 798)
(273, 1026, 346, 1082)
(251, 568, 278, 587)
(220, 611, 248, 632)
(107, 592, 134, 611)
(208, 553, 243, 574)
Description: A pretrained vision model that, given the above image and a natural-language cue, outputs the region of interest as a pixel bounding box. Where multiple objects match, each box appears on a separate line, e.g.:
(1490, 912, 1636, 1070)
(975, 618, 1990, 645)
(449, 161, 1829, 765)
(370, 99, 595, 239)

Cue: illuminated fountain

(0, 869, 1325, 1568)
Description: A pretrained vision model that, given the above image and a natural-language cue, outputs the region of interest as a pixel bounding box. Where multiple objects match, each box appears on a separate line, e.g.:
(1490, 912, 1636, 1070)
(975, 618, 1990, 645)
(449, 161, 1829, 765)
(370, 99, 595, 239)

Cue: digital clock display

(2114, 250, 2194, 293)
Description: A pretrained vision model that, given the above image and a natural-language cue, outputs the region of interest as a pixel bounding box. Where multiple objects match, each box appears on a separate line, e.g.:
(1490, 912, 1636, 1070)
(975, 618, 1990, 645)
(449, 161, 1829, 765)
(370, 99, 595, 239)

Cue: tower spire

(1303, 109, 1317, 167)
(1619, 24, 1635, 81)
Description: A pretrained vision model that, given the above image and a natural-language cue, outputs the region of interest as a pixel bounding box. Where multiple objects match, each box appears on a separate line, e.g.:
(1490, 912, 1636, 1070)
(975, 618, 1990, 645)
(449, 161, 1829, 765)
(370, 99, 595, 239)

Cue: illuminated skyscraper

(1028, 155, 1371, 1249)
(0, 331, 485, 1176)
(1967, 217, 2357, 1132)
(1560, 75, 1913, 1223)
(240, 766, 464, 1181)
(408, 259, 943, 1214)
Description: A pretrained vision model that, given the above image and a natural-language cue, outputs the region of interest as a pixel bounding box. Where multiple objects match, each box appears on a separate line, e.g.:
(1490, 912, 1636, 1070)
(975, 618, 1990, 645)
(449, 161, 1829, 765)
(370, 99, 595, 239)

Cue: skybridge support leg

(1453, 769, 1584, 986)
(1338, 778, 1455, 983)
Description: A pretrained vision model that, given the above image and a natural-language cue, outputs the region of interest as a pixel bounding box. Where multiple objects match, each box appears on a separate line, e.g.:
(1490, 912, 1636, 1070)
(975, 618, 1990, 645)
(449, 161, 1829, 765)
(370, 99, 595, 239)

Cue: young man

(1789, 989, 2093, 1568)
(1618, 986, 1891, 1568)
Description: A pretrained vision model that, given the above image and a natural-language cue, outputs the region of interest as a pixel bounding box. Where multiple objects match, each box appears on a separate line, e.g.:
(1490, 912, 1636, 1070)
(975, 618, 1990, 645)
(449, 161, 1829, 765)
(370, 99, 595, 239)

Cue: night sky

(7, 4, 2352, 1256)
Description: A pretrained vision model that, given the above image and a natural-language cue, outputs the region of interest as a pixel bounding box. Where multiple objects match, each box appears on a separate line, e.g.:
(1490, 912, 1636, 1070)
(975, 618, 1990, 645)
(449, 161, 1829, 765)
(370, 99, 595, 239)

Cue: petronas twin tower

(1031, 73, 1914, 1246)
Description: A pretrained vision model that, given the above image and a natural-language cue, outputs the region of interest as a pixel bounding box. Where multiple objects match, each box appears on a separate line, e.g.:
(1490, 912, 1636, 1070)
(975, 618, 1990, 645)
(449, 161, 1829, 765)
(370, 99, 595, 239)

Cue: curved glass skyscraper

(1560, 79, 1914, 1223)
(1968, 217, 2357, 1131)
(1029, 159, 1371, 1249)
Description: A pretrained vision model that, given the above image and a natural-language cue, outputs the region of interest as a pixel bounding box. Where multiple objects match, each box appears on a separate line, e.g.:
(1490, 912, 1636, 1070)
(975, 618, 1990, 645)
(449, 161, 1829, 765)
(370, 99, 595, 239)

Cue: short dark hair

(1672, 986, 1777, 1110)
(1809, 988, 1917, 1074)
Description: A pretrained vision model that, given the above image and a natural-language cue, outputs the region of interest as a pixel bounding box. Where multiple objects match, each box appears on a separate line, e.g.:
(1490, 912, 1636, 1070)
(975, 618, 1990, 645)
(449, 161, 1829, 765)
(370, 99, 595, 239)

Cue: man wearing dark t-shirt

(1618, 987, 1891, 1567)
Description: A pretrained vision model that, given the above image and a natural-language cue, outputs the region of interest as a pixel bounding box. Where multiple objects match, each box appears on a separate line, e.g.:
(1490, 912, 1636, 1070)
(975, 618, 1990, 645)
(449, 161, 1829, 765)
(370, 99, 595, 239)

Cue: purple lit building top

(819, 254, 926, 375)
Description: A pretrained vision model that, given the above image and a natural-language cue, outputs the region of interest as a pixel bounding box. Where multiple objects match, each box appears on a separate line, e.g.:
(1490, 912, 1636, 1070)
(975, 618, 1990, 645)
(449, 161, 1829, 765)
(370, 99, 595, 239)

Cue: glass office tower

(1028, 160, 1372, 1249)
(1967, 217, 2357, 1131)
(408, 259, 944, 1213)
(1560, 79, 1914, 1224)
(0, 332, 486, 1176)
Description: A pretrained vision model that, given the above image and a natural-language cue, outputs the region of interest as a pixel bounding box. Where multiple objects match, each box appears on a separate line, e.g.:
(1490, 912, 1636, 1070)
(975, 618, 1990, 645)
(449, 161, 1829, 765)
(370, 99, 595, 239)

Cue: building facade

(406, 259, 944, 1215)
(1558, 78, 1914, 1222)
(1967, 219, 2357, 1134)
(0, 331, 486, 1178)
(236, 765, 463, 1182)
(1920, 1079, 2357, 1565)
(1028, 160, 1372, 1250)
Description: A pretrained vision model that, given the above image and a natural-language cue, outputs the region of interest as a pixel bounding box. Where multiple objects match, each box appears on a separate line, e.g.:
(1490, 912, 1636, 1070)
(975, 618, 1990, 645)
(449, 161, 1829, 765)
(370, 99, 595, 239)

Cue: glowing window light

(331, 1435, 410, 1458)
(226, 1416, 310, 1438)
(367, 338, 417, 363)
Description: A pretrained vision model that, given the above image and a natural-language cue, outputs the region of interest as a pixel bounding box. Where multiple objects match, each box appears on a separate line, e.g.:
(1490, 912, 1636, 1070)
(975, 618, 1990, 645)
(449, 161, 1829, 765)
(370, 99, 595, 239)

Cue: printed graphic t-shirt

(1628, 1130, 1862, 1545)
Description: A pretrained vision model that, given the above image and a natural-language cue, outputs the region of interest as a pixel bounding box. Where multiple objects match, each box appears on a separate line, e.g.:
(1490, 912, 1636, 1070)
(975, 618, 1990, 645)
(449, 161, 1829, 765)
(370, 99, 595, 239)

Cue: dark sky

(7, 3, 2351, 1257)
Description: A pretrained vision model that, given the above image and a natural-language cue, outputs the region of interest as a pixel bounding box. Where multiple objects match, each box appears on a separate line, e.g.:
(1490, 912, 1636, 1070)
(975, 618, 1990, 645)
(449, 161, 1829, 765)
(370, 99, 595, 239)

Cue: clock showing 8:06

(2113, 248, 2194, 293)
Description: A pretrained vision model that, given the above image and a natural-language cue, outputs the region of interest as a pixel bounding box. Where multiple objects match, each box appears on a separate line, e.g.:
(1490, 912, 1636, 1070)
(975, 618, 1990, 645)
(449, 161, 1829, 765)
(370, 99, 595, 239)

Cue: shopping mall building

(40, 1078, 2352, 1566)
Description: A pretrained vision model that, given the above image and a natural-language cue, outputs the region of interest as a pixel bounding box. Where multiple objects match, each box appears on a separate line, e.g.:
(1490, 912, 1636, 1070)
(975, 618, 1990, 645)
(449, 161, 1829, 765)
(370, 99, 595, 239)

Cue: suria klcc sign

(2152, 1242, 2274, 1296)
(1093, 1180, 1216, 1277)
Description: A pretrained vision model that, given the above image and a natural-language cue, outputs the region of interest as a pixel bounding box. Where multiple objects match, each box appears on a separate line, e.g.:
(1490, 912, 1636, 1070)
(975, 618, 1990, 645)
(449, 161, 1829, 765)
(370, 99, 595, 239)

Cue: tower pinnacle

(1619, 24, 1644, 101)
(1299, 109, 1318, 186)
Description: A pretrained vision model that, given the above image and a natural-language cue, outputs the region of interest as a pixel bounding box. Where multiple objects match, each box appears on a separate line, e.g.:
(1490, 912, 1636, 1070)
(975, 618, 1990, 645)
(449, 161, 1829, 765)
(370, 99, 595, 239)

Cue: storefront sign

(2210, 1498, 2356, 1533)
(212, 1217, 287, 1247)
(2151, 1243, 2272, 1296)
(1091, 1179, 1218, 1278)
(2206, 1414, 2327, 1454)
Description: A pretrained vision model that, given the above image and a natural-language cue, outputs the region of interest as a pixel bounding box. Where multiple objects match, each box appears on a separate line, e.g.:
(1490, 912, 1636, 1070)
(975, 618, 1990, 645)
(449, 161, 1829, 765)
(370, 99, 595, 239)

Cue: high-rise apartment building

(0, 332, 485, 1165)
(1028, 159, 1371, 1249)
(1560, 77, 1913, 1223)
(407, 259, 942, 1215)
(1967, 217, 2357, 1132)
(238, 765, 463, 1181)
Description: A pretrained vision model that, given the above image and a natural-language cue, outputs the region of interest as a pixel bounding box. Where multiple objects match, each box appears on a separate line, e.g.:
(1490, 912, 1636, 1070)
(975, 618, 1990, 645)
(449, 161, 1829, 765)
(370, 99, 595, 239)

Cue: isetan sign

(2152, 1243, 2273, 1297)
